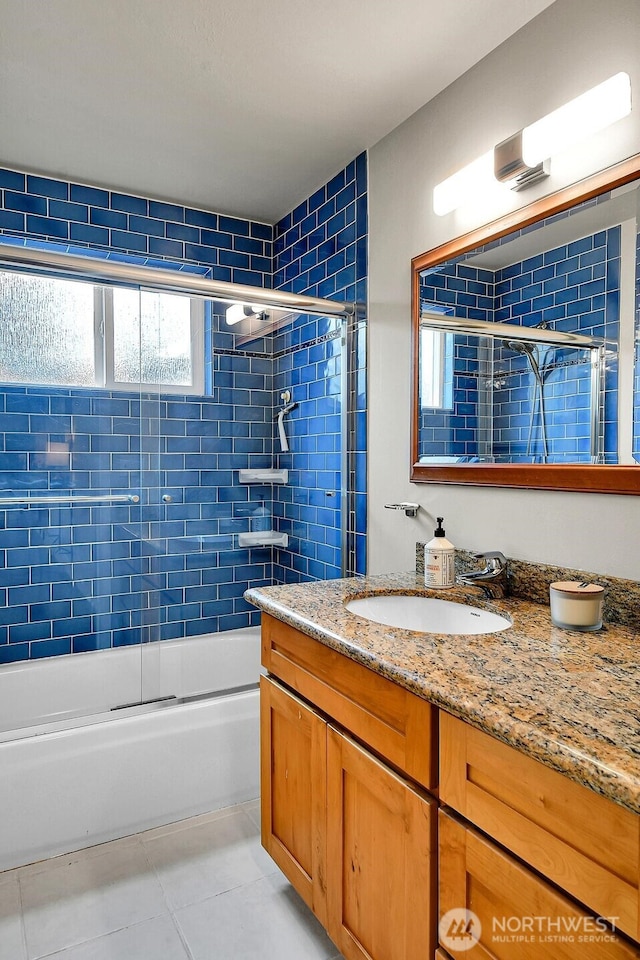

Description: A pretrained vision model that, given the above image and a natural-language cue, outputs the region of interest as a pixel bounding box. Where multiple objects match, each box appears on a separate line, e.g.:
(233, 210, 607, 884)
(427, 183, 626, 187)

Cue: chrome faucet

(456, 551, 509, 599)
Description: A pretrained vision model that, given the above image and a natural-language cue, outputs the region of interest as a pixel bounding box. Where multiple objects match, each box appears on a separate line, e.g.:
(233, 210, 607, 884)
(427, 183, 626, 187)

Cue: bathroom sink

(345, 594, 511, 635)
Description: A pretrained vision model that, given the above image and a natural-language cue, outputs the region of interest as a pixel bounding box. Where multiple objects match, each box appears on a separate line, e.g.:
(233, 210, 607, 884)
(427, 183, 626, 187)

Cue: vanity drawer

(261, 613, 436, 791)
(439, 809, 640, 959)
(440, 712, 640, 943)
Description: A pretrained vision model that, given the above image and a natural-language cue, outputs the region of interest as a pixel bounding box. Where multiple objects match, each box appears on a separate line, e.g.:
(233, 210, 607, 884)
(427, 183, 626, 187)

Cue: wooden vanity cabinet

(260, 614, 438, 960)
(261, 611, 640, 960)
(260, 675, 328, 925)
(440, 711, 640, 956)
(326, 725, 436, 960)
(439, 809, 640, 959)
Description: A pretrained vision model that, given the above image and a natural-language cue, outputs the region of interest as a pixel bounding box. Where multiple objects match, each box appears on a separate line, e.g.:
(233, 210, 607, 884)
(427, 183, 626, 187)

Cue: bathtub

(0, 627, 261, 871)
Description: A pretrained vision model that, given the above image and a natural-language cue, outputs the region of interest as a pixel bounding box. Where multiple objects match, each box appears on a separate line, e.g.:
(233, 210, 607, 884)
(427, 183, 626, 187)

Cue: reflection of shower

(507, 340, 549, 462)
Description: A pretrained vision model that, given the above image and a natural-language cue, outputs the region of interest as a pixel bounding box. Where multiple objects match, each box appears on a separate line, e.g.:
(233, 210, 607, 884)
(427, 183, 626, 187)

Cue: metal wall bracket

(384, 502, 420, 518)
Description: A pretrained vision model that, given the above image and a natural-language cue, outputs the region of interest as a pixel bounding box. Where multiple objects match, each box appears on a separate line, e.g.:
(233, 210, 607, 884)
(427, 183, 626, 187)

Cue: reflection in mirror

(418, 317, 607, 465)
(412, 155, 640, 492)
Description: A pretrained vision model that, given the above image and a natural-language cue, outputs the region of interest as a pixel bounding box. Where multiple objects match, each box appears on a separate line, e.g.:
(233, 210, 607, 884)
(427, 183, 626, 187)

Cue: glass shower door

(0, 271, 149, 734)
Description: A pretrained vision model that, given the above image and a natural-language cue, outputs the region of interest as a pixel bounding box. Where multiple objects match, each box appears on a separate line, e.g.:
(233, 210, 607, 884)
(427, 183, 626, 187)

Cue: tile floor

(0, 801, 343, 960)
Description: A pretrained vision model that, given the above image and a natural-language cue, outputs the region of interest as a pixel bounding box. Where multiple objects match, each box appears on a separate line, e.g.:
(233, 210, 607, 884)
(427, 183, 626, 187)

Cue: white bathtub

(0, 628, 261, 871)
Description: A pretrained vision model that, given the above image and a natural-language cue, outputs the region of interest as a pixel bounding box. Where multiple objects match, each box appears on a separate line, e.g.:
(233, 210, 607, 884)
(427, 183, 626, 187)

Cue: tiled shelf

(238, 531, 289, 548)
(238, 469, 288, 484)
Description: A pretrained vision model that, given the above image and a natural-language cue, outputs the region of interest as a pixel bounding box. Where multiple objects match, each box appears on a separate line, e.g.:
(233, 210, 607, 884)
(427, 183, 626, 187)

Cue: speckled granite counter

(245, 572, 640, 815)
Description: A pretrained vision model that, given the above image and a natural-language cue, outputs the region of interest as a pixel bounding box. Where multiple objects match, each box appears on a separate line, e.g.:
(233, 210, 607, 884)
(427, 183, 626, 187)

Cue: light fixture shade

(522, 72, 631, 167)
(225, 302, 269, 326)
(433, 150, 496, 216)
(225, 302, 248, 325)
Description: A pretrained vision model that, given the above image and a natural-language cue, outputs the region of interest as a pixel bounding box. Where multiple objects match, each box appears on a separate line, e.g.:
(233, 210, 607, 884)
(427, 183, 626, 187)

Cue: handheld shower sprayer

(274, 392, 298, 453)
(505, 339, 548, 461)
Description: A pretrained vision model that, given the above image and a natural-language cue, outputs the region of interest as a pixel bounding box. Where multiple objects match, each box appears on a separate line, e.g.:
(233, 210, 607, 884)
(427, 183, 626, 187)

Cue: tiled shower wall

(0, 159, 368, 662)
(272, 153, 368, 579)
(419, 224, 621, 463)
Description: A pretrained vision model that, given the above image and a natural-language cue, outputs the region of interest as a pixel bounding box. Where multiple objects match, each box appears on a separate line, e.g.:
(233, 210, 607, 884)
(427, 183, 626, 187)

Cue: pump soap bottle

(424, 517, 455, 589)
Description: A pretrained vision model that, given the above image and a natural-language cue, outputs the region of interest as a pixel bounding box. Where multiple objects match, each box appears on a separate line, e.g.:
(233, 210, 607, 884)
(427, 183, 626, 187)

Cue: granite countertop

(245, 572, 640, 816)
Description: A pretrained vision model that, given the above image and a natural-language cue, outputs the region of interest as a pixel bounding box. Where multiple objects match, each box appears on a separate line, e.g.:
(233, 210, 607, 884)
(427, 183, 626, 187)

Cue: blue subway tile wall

(272, 152, 367, 581)
(0, 159, 368, 661)
(419, 223, 620, 464)
(0, 168, 273, 284)
(0, 169, 275, 662)
(419, 263, 494, 460)
(492, 227, 619, 464)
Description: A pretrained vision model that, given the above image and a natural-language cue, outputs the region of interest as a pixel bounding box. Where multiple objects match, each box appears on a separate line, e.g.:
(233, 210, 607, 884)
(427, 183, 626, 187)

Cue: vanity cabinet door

(439, 809, 640, 959)
(326, 725, 437, 960)
(260, 675, 328, 925)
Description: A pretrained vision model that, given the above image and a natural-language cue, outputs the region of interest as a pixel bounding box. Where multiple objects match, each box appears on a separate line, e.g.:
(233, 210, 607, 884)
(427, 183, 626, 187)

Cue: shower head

(506, 339, 542, 382)
(506, 340, 534, 356)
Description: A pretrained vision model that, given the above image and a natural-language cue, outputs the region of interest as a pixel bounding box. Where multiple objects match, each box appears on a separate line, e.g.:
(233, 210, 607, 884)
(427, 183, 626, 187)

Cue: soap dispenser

(424, 517, 455, 589)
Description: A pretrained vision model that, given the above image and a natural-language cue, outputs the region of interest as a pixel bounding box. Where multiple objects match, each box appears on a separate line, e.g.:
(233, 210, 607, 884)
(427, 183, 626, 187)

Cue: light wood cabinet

(440, 711, 640, 944)
(261, 613, 437, 791)
(261, 613, 639, 960)
(260, 675, 328, 925)
(439, 808, 640, 958)
(261, 615, 438, 960)
(326, 726, 436, 960)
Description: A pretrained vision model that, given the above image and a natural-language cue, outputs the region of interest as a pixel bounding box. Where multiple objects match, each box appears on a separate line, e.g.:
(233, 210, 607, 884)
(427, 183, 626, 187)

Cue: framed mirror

(411, 153, 640, 494)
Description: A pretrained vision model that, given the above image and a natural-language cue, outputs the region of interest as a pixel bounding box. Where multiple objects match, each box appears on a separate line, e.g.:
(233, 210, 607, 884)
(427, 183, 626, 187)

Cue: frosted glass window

(0, 268, 204, 394)
(0, 271, 95, 385)
(112, 289, 193, 386)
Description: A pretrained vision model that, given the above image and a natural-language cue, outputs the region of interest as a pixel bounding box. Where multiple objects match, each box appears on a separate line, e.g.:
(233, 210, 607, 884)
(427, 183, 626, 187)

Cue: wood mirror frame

(411, 153, 640, 495)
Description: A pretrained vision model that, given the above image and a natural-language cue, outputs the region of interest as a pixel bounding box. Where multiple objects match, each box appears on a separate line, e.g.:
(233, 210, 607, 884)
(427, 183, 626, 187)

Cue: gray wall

(368, 0, 640, 578)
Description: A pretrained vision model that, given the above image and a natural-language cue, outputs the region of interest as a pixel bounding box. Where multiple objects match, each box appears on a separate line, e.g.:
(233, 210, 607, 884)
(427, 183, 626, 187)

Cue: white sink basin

(345, 594, 511, 635)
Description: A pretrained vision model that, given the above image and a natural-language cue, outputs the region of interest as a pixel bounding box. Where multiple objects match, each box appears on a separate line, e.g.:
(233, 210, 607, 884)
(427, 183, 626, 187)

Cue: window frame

(0, 268, 205, 396)
(100, 287, 205, 396)
(419, 325, 454, 411)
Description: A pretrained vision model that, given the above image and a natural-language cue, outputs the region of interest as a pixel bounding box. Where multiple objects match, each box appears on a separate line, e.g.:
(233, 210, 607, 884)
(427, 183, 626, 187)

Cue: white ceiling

(0, 0, 556, 224)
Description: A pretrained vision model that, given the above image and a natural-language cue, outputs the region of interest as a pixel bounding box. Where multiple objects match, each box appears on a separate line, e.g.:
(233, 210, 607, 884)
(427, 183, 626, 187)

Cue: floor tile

(0, 875, 26, 960)
(20, 842, 167, 959)
(32, 916, 190, 960)
(175, 872, 338, 960)
(143, 807, 275, 910)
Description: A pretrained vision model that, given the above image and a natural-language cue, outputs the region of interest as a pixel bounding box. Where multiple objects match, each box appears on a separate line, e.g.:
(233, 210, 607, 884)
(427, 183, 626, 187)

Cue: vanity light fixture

(434, 72, 632, 215)
(225, 302, 267, 325)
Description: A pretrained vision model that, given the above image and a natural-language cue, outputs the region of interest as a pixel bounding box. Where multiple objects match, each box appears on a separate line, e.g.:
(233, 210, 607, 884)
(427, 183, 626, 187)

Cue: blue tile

(0, 209, 25, 230)
(70, 184, 109, 207)
(111, 230, 147, 252)
(149, 200, 185, 222)
(25, 215, 69, 239)
(167, 222, 199, 243)
(0, 169, 25, 191)
(149, 237, 183, 258)
(5, 192, 47, 215)
(48, 199, 89, 222)
(185, 208, 218, 230)
(128, 214, 164, 237)
(27, 175, 68, 199)
(251, 221, 272, 241)
(219, 215, 250, 236)
(70, 223, 110, 245)
(0, 643, 29, 663)
(111, 192, 147, 215)
(90, 208, 127, 229)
